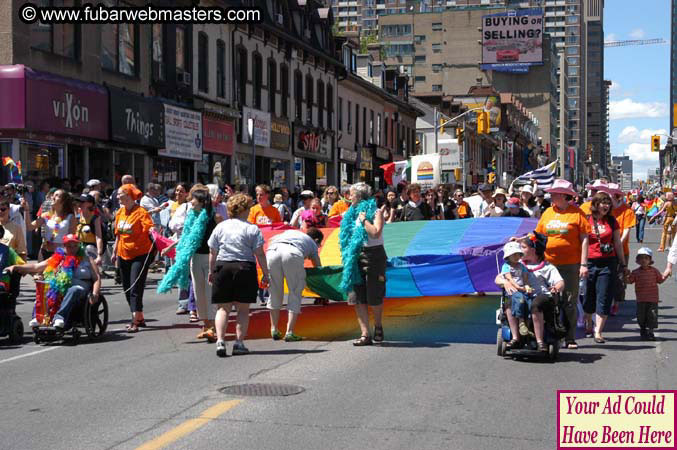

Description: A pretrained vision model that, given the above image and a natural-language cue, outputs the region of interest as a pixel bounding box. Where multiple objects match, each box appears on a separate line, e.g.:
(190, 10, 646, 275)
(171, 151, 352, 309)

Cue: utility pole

(433, 107, 438, 157)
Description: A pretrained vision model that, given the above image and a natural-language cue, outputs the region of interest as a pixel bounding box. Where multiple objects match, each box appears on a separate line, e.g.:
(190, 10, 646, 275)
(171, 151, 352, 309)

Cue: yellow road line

(136, 399, 242, 450)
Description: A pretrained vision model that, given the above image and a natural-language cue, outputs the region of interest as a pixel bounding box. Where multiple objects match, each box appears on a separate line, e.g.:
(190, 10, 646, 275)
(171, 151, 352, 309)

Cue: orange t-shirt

(247, 204, 282, 225)
(114, 205, 154, 260)
(613, 203, 636, 256)
(535, 205, 591, 266)
(580, 201, 592, 216)
(328, 200, 350, 217)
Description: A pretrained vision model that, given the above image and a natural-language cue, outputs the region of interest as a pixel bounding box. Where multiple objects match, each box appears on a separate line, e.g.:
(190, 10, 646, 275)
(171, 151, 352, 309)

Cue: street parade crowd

(0, 174, 676, 357)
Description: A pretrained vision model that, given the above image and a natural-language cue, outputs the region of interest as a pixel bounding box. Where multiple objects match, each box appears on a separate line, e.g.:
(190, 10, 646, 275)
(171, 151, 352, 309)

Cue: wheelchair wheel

(8, 317, 23, 345)
(84, 295, 108, 339)
(496, 329, 506, 357)
(548, 343, 559, 361)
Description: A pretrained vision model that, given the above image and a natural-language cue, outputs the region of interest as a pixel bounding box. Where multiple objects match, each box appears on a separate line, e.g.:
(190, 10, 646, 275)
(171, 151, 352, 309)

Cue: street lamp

(248, 117, 256, 188)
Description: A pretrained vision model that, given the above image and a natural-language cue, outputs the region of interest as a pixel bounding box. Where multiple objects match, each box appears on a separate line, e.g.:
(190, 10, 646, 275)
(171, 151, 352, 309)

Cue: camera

(14, 184, 28, 195)
(600, 243, 613, 254)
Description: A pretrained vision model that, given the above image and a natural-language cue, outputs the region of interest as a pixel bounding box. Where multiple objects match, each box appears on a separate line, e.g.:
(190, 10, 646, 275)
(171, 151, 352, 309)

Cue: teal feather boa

(157, 208, 211, 293)
(339, 198, 377, 293)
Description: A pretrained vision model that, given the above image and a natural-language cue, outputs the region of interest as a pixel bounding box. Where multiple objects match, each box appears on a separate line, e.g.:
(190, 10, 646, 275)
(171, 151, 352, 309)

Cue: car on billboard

(496, 49, 520, 62)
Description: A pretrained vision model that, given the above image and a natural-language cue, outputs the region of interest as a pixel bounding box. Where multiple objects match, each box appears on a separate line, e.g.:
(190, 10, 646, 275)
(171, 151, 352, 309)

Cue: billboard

(455, 95, 502, 133)
(481, 8, 543, 73)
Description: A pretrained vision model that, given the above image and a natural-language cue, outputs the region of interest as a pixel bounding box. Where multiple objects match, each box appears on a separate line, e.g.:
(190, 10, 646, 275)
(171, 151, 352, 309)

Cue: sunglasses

(0, 207, 7, 212)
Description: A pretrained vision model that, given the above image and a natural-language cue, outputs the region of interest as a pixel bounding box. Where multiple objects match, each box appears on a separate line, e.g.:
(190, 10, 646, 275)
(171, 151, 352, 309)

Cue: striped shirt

(628, 266, 663, 303)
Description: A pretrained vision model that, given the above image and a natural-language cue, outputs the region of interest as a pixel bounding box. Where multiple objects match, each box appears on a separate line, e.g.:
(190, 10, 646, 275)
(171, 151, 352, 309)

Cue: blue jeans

(583, 258, 617, 316)
(510, 291, 532, 319)
(635, 214, 646, 242)
(54, 285, 89, 325)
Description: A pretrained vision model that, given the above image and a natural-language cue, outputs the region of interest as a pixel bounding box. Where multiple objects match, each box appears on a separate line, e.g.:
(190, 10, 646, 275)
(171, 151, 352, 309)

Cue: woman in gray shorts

(341, 182, 387, 346)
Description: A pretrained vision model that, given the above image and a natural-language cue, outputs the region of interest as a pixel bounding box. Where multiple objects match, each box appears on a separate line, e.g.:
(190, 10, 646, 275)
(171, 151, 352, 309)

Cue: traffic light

(488, 172, 496, 184)
(477, 111, 490, 134)
(456, 127, 464, 141)
(651, 135, 661, 152)
(440, 117, 445, 135)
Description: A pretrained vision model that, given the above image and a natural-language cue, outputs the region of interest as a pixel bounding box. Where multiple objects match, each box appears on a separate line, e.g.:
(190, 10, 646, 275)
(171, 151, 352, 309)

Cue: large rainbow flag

(262, 217, 538, 301)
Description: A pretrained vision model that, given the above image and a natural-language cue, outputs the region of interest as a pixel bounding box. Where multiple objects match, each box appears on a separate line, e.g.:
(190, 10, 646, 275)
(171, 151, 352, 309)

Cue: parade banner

(411, 154, 441, 188)
(481, 8, 543, 72)
(159, 104, 202, 161)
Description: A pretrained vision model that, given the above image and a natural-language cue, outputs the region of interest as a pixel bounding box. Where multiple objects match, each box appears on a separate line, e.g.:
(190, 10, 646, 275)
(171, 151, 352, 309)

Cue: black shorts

(211, 261, 259, 304)
(348, 245, 387, 306)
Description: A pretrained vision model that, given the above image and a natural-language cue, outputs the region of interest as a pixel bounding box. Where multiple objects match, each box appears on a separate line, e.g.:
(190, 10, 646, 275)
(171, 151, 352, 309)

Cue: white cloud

(609, 81, 621, 92)
(605, 33, 617, 43)
(609, 98, 668, 120)
(617, 126, 667, 145)
(629, 28, 645, 39)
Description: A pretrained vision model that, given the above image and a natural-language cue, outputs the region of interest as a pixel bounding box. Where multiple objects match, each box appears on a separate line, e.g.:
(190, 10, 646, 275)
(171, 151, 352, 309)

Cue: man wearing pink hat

(535, 179, 591, 349)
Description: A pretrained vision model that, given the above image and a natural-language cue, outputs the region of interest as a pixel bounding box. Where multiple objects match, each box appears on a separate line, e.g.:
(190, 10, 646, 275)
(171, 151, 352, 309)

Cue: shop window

(152, 24, 164, 81)
(198, 32, 208, 92)
(236, 47, 248, 106)
(317, 80, 325, 128)
(216, 40, 225, 98)
(101, 1, 137, 75)
(294, 71, 303, 120)
(268, 59, 277, 115)
(253, 53, 263, 109)
(326, 84, 333, 131)
(305, 74, 314, 124)
(21, 142, 63, 183)
(280, 65, 289, 117)
(175, 25, 186, 72)
(31, 0, 80, 59)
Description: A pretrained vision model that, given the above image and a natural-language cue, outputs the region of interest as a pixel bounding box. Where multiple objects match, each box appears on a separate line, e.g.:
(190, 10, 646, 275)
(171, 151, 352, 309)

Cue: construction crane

(604, 38, 666, 48)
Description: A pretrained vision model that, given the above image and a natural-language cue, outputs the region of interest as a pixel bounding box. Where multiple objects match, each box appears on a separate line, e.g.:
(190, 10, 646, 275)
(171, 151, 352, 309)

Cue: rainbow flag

(2, 157, 15, 167)
(2, 157, 23, 183)
(262, 217, 538, 301)
(647, 199, 661, 218)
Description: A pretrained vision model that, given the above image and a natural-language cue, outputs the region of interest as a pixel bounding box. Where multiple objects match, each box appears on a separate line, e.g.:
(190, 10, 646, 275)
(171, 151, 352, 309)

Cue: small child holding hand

(626, 247, 666, 341)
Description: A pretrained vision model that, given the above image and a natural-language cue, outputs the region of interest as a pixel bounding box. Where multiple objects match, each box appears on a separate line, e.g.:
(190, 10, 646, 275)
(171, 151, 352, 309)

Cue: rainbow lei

(43, 246, 84, 318)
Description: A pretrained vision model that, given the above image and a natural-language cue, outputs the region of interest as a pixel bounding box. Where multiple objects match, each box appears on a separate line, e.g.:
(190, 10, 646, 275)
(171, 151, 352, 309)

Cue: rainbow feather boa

(157, 208, 211, 293)
(339, 198, 377, 293)
(43, 247, 84, 315)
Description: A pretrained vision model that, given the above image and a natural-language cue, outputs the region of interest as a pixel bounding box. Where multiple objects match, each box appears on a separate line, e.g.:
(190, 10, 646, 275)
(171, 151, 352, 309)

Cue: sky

(605, 0, 670, 181)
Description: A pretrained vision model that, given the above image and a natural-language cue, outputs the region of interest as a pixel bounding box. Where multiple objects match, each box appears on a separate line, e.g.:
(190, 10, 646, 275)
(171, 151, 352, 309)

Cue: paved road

(0, 227, 675, 450)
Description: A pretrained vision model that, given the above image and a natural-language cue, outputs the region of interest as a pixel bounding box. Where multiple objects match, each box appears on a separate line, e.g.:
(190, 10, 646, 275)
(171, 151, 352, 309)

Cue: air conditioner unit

(276, 13, 284, 25)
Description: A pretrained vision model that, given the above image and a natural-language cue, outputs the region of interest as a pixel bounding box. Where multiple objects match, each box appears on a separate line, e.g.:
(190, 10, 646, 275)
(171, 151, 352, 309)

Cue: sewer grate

(219, 383, 305, 397)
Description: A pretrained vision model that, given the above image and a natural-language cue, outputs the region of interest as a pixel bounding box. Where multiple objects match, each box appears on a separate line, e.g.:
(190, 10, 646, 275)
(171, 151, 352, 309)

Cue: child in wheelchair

(496, 232, 567, 353)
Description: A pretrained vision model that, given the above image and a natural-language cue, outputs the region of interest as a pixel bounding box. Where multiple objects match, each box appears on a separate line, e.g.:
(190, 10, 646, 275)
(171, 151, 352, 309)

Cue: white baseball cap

(86, 179, 101, 187)
(503, 241, 523, 260)
(637, 247, 653, 258)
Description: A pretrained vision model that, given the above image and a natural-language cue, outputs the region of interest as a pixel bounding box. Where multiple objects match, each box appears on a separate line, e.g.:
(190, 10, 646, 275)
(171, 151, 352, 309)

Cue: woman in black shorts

(208, 193, 270, 357)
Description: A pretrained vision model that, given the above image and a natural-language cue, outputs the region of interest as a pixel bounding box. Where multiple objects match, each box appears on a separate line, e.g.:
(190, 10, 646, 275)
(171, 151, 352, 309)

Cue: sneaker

(29, 318, 39, 328)
(647, 330, 656, 341)
(518, 319, 529, 336)
(176, 307, 188, 315)
(216, 340, 227, 357)
(232, 341, 249, 355)
(284, 333, 303, 342)
(271, 329, 282, 340)
(53, 318, 65, 329)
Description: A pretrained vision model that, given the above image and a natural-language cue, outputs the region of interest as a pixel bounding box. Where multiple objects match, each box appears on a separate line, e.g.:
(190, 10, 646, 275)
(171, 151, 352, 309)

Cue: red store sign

(202, 115, 234, 155)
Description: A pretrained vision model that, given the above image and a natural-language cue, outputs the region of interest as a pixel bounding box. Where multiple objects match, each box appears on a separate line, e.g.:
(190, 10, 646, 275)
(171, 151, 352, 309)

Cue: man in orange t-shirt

(248, 184, 282, 225)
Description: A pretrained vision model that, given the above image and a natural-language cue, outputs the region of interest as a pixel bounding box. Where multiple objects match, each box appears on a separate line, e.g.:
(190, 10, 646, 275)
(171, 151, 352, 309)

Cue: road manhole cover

(219, 383, 305, 397)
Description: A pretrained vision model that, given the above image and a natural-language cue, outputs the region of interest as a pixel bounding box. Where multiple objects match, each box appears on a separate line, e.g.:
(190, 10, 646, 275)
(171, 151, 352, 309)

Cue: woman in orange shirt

(534, 179, 590, 349)
(112, 184, 155, 332)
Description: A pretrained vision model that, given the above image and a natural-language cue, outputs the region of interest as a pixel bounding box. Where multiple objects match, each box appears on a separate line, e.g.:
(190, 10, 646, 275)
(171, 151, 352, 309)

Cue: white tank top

(44, 214, 73, 244)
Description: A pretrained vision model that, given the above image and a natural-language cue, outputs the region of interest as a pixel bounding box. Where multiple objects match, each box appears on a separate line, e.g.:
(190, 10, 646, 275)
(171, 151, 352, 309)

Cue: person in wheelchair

(496, 232, 564, 352)
(7, 234, 101, 329)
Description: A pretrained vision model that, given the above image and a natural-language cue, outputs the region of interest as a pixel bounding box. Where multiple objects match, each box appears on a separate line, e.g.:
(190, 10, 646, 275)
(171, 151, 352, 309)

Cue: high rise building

(612, 155, 633, 190)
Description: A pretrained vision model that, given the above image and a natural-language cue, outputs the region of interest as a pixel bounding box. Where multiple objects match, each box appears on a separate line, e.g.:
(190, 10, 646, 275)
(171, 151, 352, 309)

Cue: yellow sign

(673, 104, 677, 128)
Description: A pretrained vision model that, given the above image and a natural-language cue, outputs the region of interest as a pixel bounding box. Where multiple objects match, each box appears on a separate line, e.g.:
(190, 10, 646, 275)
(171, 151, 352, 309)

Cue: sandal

(594, 335, 605, 344)
(189, 312, 199, 323)
(537, 341, 547, 352)
(352, 335, 373, 346)
(566, 340, 578, 349)
(506, 338, 521, 349)
(373, 326, 384, 343)
(126, 323, 139, 333)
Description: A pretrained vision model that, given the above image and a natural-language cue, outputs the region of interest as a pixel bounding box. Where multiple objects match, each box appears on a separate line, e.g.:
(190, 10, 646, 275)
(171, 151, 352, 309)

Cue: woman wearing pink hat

(535, 179, 591, 349)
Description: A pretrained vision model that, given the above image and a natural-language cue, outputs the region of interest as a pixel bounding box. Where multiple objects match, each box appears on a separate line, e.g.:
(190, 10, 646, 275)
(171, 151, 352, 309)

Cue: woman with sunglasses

(76, 194, 105, 267)
(321, 185, 339, 215)
(0, 199, 27, 259)
(453, 190, 473, 219)
(23, 189, 76, 260)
